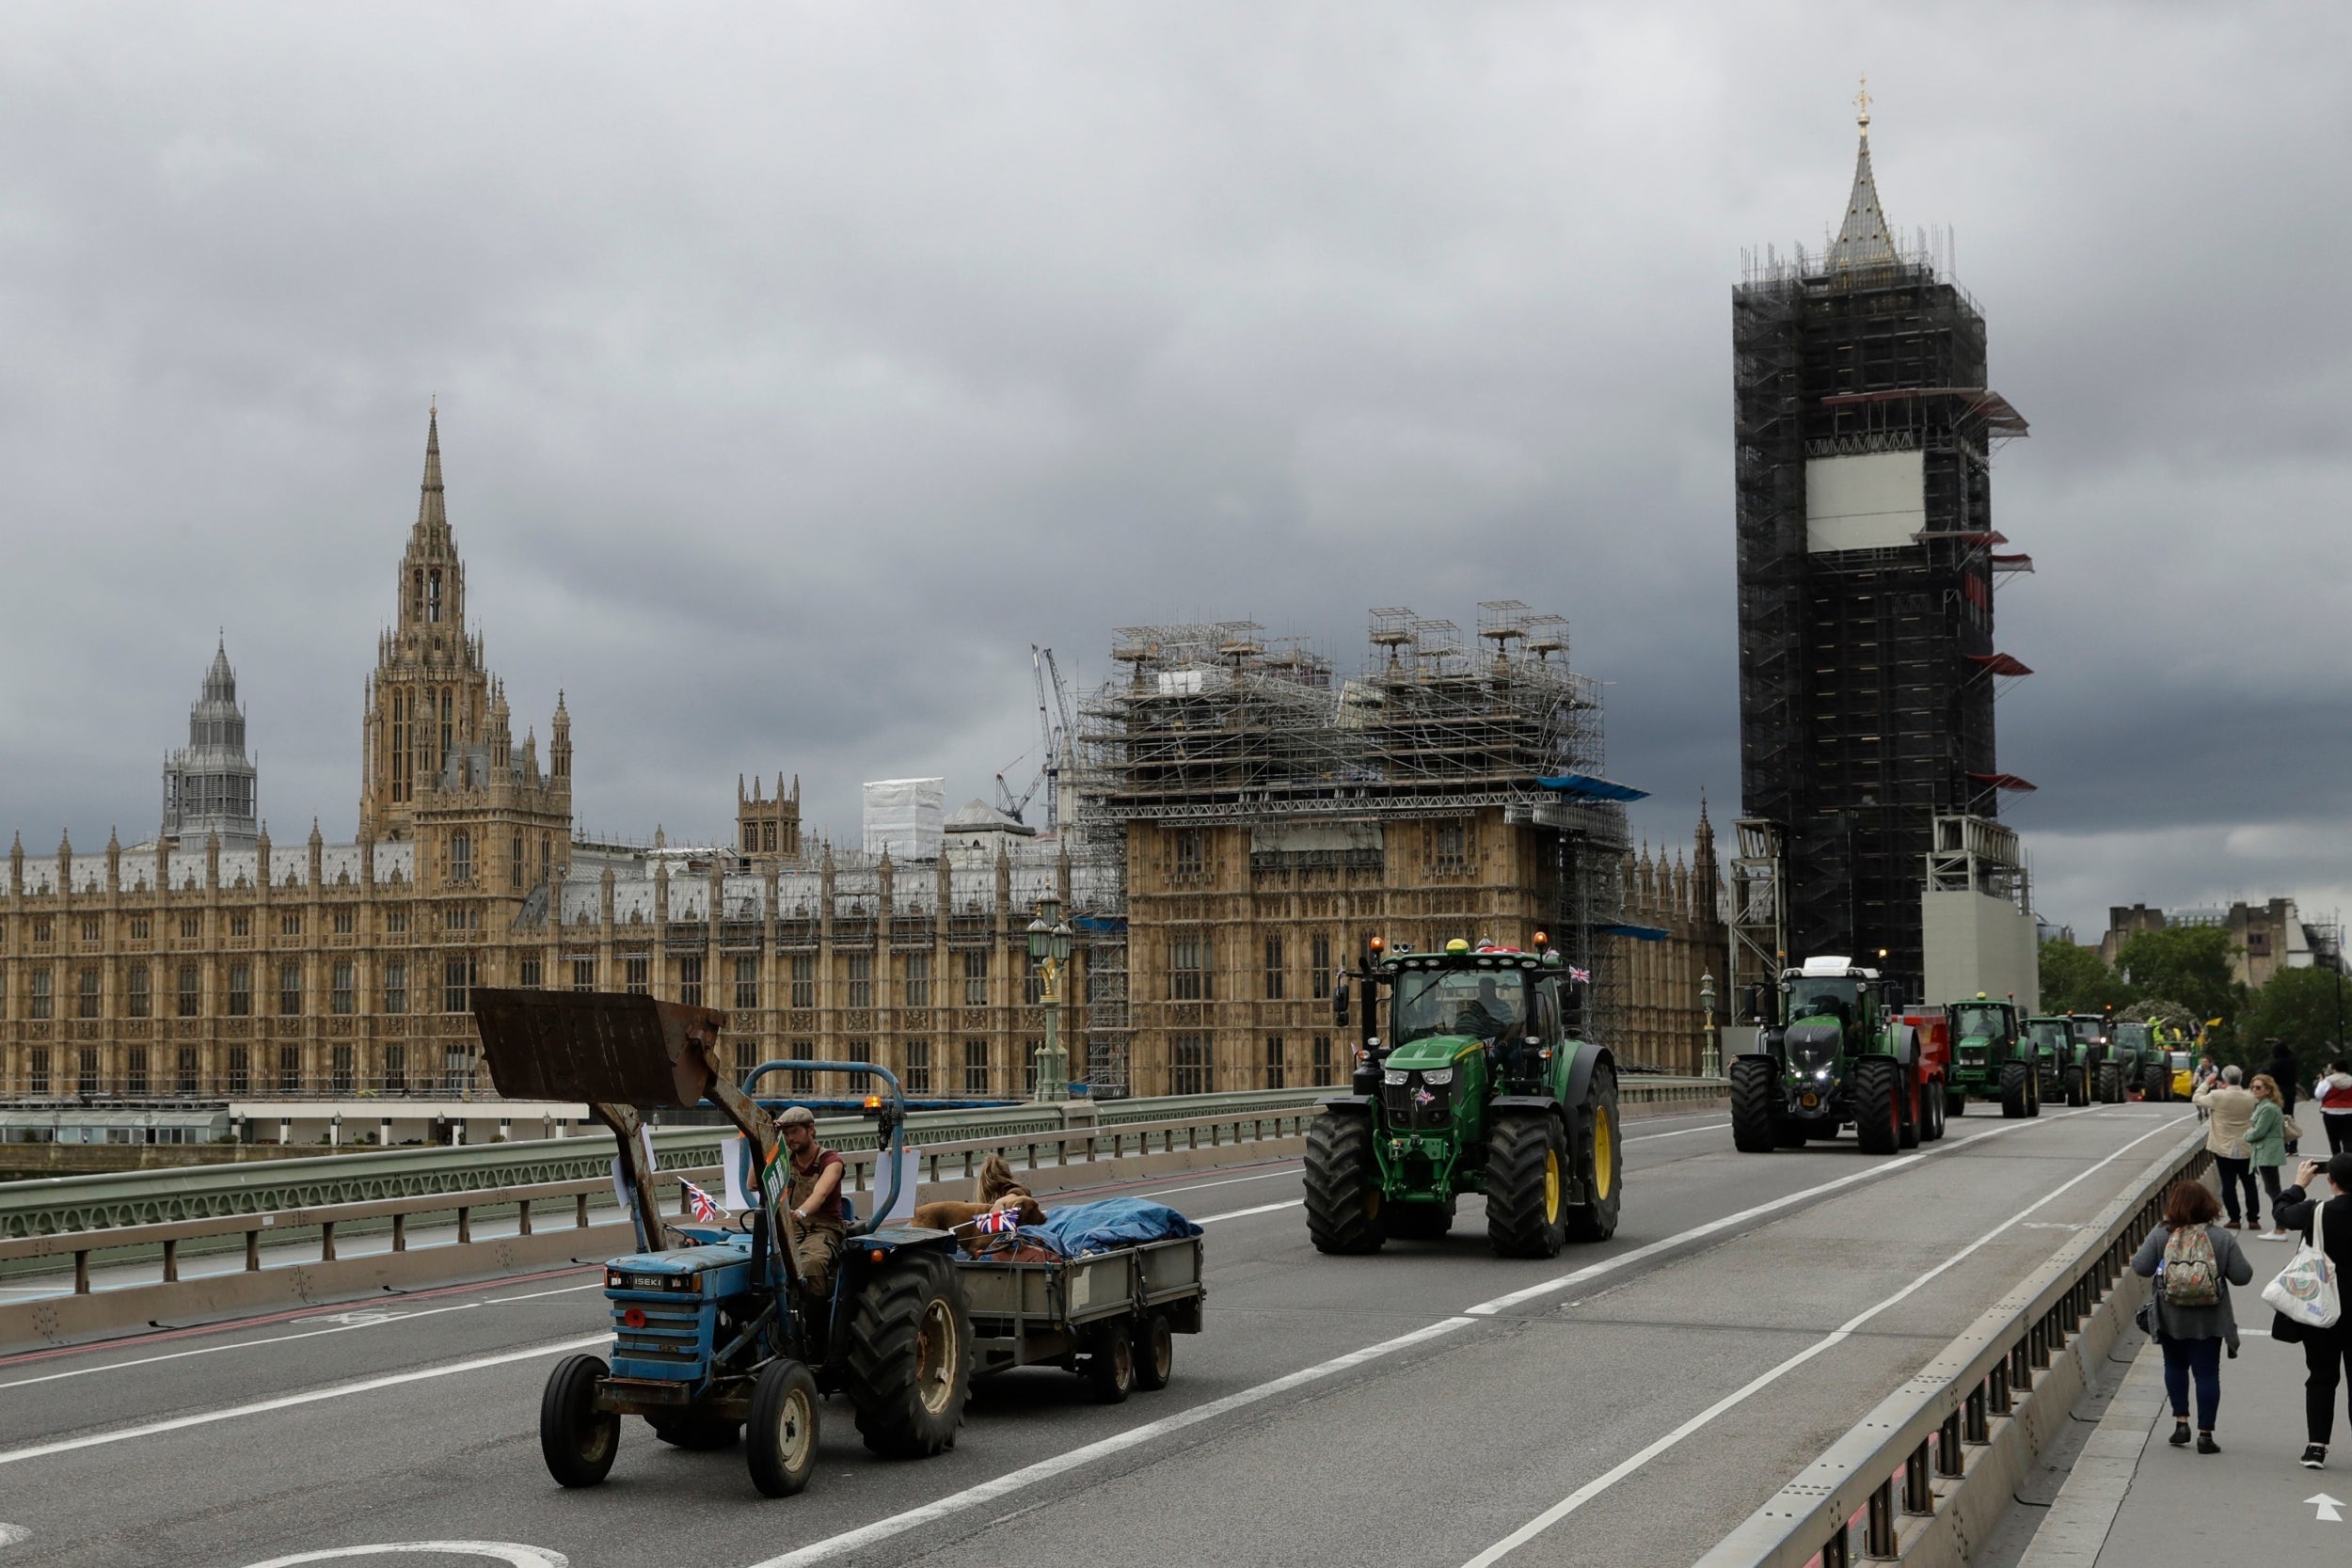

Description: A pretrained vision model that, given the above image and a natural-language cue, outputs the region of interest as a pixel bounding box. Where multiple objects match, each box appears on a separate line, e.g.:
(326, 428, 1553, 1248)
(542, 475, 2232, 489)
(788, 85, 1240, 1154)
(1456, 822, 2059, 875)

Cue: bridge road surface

(0, 1102, 2200, 1568)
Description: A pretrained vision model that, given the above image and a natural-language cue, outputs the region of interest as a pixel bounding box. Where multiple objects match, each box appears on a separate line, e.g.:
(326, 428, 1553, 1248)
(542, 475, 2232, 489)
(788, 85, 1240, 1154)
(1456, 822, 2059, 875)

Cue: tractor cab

(1779, 957, 1883, 1074)
(1946, 998, 2022, 1068)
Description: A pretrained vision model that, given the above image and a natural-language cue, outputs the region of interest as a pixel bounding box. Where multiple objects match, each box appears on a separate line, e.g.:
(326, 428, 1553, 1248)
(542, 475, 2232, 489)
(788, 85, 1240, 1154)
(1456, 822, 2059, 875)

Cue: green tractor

(1728, 956, 1942, 1155)
(1302, 936, 1621, 1259)
(2025, 1016, 2081, 1105)
(2114, 1022, 2172, 1101)
(2069, 1011, 2130, 1103)
(1943, 994, 2040, 1119)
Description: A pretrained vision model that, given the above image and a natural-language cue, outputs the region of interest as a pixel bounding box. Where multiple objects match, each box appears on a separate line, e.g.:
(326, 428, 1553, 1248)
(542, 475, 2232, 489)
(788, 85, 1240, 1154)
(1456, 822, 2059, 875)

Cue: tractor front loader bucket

(470, 989, 776, 1255)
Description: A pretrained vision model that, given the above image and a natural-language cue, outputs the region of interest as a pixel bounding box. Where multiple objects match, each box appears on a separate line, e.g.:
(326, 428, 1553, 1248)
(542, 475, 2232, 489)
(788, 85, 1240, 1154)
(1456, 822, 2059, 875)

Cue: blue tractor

(471, 989, 972, 1497)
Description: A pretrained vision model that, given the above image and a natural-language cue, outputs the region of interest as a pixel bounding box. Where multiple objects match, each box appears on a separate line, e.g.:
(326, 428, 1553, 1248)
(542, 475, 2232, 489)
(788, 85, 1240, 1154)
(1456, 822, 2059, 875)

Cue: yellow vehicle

(2168, 1051, 2195, 1100)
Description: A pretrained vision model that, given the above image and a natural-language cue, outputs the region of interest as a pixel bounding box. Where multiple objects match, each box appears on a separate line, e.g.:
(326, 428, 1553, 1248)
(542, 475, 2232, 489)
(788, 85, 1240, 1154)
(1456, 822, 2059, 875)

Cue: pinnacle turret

(1825, 84, 1897, 274)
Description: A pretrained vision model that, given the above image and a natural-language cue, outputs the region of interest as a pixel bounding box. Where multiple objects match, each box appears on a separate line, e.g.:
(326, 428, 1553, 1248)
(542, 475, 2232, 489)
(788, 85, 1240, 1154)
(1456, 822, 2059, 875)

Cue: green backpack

(2162, 1224, 2221, 1308)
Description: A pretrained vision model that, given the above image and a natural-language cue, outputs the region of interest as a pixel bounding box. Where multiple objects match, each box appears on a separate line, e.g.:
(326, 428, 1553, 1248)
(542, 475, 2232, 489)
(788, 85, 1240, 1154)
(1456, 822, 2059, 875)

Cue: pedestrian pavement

(2020, 1232, 2350, 1565)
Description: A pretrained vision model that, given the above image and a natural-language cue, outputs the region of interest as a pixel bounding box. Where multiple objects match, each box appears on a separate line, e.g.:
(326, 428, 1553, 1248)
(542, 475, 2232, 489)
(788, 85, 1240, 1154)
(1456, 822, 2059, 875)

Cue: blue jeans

(2163, 1337, 2222, 1429)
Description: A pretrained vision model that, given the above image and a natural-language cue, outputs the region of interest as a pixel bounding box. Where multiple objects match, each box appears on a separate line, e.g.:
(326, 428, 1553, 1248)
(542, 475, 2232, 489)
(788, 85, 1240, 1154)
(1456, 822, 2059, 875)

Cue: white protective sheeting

(1804, 451, 1925, 553)
(863, 777, 946, 861)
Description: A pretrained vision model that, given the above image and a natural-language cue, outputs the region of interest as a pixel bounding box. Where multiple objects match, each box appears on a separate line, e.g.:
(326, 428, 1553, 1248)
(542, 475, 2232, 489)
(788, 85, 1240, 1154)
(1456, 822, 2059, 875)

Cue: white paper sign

(608, 1127, 658, 1217)
(877, 1146, 920, 1225)
(721, 1134, 757, 1212)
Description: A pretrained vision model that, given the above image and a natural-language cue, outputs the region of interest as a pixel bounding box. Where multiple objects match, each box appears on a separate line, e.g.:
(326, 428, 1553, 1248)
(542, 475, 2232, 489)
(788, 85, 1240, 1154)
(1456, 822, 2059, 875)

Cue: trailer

(957, 1234, 1205, 1401)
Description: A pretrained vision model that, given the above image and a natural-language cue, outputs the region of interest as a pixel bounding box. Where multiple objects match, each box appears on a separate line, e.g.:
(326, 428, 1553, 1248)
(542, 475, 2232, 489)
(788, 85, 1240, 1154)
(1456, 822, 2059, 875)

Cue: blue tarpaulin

(1033, 1198, 1203, 1257)
(1535, 772, 1650, 803)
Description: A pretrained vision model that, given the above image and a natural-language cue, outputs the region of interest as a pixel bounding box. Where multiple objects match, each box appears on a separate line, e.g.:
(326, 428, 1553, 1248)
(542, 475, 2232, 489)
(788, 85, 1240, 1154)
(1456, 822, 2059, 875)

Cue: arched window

(426, 568, 443, 624)
(451, 832, 472, 883)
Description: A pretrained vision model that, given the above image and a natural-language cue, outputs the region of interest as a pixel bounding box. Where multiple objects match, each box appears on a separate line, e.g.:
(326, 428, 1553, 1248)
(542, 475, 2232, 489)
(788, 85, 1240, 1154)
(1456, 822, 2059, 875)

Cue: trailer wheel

(1898, 1069, 1921, 1148)
(746, 1357, 820, 1497)
(1304, 1111, 1387, 1254)
(1729, 1056, 1781, 1153)
(1920, 1084, 1947, 1142)
(1565, 1064, 1622, 1243)
(539, 1354, 620, 1488)
(1486, 1114, 1567, 1258)
(650, 1415, 741, 1449)
(2096, 1062, 2122, 1104)
(1853, 1057, 1903, 1155)
(842, 1248, 973, 1459)
(1085, 1321, 1136, 1404)
(2000, 1060, 2031, 1119)
(1135, 1312, 1175, 1391)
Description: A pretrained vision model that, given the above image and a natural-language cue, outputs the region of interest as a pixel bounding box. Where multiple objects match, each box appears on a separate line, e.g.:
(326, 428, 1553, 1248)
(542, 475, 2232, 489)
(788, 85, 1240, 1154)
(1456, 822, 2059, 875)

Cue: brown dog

(913, 1152, 1046, 1233)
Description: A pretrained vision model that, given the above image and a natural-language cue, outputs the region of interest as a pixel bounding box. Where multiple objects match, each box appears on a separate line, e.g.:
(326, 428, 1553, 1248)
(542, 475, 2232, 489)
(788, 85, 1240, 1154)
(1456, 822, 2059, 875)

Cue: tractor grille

(1383, 1076, 1452, 1132)
(611, 1299, 706, 1373)
(1785, 1023, 1840, 1076)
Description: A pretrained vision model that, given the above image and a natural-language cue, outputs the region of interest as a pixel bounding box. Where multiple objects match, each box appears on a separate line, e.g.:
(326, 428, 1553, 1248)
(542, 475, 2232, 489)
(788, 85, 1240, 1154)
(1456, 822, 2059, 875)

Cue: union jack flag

(974, 1207, 1023, 1235)
(1413, 1087, 1437, 1108)
(682, 1180, 723, 1223)
(1568, 966, 1591, 984)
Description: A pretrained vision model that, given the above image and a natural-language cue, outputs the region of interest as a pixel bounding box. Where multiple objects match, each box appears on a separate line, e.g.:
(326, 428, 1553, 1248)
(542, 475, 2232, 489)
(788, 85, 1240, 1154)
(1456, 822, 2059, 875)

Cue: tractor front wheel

(746, 1357, 820, 1497)
(539, 1354, 620, 1489)
(2142, 1062, 2170, 1102)
(2066, 1067, 2089, 1107)
(2096, 1062, 2122, 1104)
(842, 1249, 972, 1459)
(1565, 1065, 1622, 1243)
(2000, 1060, 2031, 1119)
(1729, 1056, 1781, 1153)
(1945, 1088, 1967, 1118)
(1852, 1057, 1903, 1155)
(1303, 1112, 1388, 1254)
(1486, 1114, 1567, 1258)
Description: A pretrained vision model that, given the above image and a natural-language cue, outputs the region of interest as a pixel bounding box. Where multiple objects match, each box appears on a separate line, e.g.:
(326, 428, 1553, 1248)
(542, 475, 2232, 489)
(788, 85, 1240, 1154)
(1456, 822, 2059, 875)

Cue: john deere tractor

(1729, 956, 1941, 1155)
(1943, 994, 2040, 1119)
(2026, 1016, 2080, 1105)
(2069, 1012, 2128, 1103)
(2113, 1022, 2171, 1101)
(1302, 936, 1620, 1259)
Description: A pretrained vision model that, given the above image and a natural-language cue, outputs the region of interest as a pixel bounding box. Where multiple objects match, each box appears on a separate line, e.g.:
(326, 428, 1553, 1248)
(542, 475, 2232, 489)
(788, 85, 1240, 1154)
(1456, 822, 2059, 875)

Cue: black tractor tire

(1898, 1069, 1921, 1149)
(1486, 1114, 1568, 1259)
(2142, 1062, 2170, 1102)
(1135, 1311, 1175, 1391)
(1303, 1111, 1388, 1254)
(1920, 1084, 1947, 1142)
(2026, 1061, 2042, 1117)
(2000, 1059, 2031, 1119)
(1382, 1203, 1454, 1240)
(2096, 1062, 2122, 1104)
(1565, 1064, 1622, 1243)
(841, 1248, 973, 1459)
(1852, 1056, 1903, 1155)
(1945, 1089, 1967, 1118)
(1085, 1320, 1136, 1404)
(1729, 1056, 1781, 1153)
(539, 1354, 620, 1489)
(2066, 1067, 2089, 1108)
(649, 1415, 742, 1449)
(745, 1357, 820, 1497)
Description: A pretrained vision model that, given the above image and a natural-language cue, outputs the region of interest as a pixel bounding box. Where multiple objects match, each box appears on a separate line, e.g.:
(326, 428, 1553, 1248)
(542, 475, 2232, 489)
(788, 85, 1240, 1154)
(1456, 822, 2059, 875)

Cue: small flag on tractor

(1568, 966, 1592, 984)
(974, 1207, 1022, 1235)
(682, 1179, 723, 1223)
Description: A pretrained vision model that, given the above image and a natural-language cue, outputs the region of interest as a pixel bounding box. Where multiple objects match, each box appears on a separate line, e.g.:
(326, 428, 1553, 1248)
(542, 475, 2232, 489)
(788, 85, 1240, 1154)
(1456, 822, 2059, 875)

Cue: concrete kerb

(2011, 1341, 2169, 1568)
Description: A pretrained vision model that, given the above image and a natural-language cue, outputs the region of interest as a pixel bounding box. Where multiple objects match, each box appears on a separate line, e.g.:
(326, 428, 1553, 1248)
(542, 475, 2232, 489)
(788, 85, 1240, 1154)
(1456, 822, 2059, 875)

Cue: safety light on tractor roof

(1446, 939, 1470, 954)
(1534, 930, 1549, 950)
(1369, 935, 1385, 955)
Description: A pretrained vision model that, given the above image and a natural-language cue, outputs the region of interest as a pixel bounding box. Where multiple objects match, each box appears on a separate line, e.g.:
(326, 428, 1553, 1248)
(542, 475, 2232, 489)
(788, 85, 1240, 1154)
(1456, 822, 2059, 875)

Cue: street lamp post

(1700, 971, 1719, 1079)
(1027, 895, 1075, 1102)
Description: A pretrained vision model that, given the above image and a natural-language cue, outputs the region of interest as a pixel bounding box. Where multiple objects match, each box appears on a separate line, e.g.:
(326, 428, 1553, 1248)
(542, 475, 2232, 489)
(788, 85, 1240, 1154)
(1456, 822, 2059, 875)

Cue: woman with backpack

(2133, 1180, 2253, 1453)
(2249, 1074, 2293, 1241)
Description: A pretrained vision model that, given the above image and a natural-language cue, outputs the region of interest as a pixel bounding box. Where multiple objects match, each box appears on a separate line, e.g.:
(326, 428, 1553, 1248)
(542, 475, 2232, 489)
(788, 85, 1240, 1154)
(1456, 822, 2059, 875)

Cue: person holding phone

(2275, 1153, 2352, 1470)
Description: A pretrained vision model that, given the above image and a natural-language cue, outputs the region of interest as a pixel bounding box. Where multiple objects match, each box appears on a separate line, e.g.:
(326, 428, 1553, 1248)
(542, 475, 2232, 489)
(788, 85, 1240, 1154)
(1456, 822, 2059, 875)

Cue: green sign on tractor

(1302, 934, 1621, 1259)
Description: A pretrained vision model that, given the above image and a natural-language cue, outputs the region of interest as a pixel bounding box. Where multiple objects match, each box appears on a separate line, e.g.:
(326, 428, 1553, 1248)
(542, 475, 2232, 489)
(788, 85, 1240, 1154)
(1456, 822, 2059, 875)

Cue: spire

(204, 633, 235, 701)
(1825, 77, 1898, 274)
(415, 401, 448, 540)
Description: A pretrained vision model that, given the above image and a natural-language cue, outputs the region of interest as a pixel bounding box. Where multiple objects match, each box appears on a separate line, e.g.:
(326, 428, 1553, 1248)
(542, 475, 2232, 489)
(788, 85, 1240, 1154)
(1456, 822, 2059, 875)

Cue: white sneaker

(2260, 1229, 2292, 1241)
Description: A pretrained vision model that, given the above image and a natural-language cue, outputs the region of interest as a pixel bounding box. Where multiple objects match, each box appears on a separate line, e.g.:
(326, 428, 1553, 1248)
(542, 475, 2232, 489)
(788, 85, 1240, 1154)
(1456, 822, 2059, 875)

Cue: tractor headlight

(1422, 1068, 1454, 1086)
(1814, 1069, 1831, 1081)
(1384, 1069, 1409, 1085)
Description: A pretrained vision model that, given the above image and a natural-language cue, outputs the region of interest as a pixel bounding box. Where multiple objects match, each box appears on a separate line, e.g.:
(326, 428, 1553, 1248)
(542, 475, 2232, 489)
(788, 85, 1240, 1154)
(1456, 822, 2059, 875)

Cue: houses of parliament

(0, 412, 1725, 1114)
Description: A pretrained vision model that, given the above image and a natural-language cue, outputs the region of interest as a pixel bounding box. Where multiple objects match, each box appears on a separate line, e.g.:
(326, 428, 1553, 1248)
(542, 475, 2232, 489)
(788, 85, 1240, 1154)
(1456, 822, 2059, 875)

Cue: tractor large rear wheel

(1852, 1057, 1903, 1155)
(1565, 1065, 1622, 1243)
(1304, 1112, 1387, 1254)
(745, 1357, 820, 1497)
(1729, 1056, 1780, 1153)
(841, 1248, 972, 1459)
(2000, 1060, 2031, 1119)
(1486, 1114, 1567, 1258)
(2096, 1062, 2122, 1104)
(540, 1354, 620, 1489)
(2142, 1061, 2170, 1101)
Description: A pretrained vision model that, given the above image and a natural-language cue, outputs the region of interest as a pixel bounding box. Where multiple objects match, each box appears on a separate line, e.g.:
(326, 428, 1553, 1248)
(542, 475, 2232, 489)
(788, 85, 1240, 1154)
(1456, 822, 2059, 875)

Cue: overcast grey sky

(2, 3, 2346, 940)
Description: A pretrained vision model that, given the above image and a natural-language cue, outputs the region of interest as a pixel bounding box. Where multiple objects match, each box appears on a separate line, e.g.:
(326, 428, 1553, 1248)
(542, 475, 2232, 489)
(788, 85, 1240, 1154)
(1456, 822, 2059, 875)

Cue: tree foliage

(2115, 926, 2245, 1037)
(2038, 940, 2134, 1015)
(2234, 965, 2350, 1089)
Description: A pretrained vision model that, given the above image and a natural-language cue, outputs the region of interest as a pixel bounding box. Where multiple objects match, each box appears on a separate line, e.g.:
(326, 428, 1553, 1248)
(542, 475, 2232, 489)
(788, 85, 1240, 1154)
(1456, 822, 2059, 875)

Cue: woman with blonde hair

(2249, 1073, 2292, 1240)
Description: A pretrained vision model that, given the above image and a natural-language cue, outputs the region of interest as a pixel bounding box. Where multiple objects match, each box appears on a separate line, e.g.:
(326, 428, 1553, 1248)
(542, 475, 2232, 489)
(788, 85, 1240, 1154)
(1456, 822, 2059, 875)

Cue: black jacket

(2275, 1186, 2352, 1263)
(2268, 1049, 2302, 1104)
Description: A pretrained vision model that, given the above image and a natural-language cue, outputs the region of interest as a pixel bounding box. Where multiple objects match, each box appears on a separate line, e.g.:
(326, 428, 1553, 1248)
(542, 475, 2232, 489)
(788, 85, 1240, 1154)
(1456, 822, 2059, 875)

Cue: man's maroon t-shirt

(790, 1147, 845, 1226)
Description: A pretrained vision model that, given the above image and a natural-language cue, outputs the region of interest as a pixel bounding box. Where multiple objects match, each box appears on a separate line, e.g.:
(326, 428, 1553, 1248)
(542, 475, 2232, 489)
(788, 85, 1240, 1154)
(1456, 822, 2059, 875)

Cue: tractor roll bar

(739, 1059, 910, 1240)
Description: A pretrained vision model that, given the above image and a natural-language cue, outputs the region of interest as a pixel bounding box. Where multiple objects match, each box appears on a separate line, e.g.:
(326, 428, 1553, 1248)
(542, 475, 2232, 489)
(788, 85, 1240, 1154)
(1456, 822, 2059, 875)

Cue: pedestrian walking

(2316, 1059, 2352, 1156)
(2193, 1054, 2218, 1122)
(2249, 1074, 2291, 1239)
(2268, 1037, 2305, 1155)
(2273, 1151, 2352, 1470)
(2133, 1180, 2252, 1453)
(2195, 1066, 2261, 1228)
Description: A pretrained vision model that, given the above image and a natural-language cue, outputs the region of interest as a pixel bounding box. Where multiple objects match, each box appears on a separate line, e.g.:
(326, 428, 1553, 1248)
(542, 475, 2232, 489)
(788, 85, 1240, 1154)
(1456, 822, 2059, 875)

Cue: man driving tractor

(777, 1105, 847, 1297)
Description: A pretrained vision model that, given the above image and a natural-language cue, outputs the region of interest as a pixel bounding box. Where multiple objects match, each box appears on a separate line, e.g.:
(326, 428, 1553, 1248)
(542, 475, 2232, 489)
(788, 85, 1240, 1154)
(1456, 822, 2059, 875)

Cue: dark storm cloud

(2, 3, 2346, 937)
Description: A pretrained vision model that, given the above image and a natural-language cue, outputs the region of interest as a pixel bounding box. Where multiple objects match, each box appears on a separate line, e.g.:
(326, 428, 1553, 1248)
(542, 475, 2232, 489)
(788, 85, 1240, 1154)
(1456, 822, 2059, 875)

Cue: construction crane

(993, 646, 1076, 833)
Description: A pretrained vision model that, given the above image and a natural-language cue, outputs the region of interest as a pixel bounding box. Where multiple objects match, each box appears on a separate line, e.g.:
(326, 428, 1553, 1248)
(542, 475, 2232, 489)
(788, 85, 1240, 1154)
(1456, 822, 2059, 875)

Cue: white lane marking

(0, 1523, 27, 1549)
(0, 1334, 608, 1466)
(1137, 1167, 1302, 1199)
(743, 1316, 1477, 1568)
(484, 1281, 606, 1304)
(1465, 1109, 2104, 1318)
(0, 1302, 491, 1392)
(1627, 1120, 1728, 1143)
(1454, 1117, 2196, 1567)
(731, 1107, 2143, 1568)
(241, 1546, 568, 1567)
(1197, 1200, 1302, 1225)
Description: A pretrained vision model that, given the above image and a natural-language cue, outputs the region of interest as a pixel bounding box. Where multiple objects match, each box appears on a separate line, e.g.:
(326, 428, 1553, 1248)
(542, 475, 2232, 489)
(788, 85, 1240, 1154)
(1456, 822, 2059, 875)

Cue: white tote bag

(2262, 1207, 2342, 1330)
